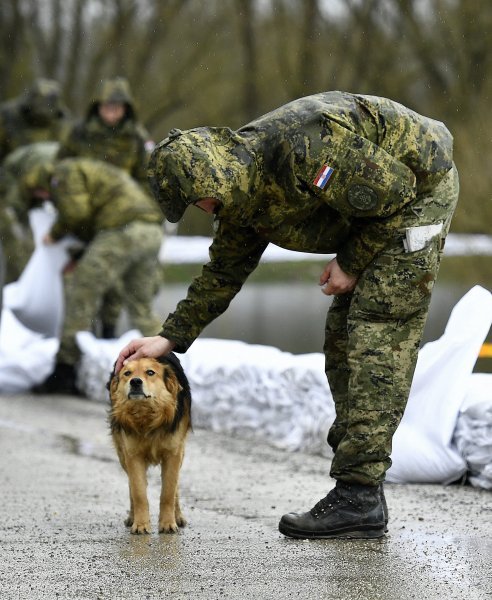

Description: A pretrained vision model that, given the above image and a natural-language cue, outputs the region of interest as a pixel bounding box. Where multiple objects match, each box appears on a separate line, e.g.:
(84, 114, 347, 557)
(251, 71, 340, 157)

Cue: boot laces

(310, 488, 354, 517)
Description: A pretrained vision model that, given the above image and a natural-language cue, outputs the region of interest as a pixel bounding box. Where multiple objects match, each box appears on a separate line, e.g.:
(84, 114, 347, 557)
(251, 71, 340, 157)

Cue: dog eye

(146, 369, 155, 376)
(123, 370, 131, 377)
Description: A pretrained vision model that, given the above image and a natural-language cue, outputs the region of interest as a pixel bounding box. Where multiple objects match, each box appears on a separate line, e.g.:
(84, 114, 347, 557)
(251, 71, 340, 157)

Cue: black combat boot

(380, 483, 389, 531)
(278, 481, 386, 539)
(32, 363, 80, 395)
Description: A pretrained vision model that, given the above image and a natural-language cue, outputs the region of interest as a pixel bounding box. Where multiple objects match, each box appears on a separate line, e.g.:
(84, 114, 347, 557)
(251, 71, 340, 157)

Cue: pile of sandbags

(453, 373, 492, 489)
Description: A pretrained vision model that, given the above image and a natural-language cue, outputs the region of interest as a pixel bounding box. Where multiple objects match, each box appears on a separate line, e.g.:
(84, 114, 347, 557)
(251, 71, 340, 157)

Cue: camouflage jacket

(0, 80, 71, 161)
(57, 77, 152, 188)
(152, 91, 454, 352)
(46, 158, 162, 242)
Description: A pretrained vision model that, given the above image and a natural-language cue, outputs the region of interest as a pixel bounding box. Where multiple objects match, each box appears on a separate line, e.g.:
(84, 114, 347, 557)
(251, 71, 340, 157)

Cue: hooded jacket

(57, 78, 152, 187)
(0, 79, 71, 160)
(26, 158, 162, 243)
(148, 91, 454, 352)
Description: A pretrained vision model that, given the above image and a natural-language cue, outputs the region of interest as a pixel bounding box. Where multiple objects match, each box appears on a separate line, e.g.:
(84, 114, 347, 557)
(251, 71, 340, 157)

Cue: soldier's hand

(114, 336, 176, 374)
(319, 258, 358, 296)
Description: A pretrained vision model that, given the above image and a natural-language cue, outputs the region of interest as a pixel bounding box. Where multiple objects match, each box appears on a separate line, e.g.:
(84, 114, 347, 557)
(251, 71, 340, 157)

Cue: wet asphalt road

(0, 392, 491, 600)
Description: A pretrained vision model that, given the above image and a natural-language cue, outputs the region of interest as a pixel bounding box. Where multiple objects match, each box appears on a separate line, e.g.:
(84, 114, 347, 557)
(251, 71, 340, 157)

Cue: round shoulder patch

(347, 184, 378, 211)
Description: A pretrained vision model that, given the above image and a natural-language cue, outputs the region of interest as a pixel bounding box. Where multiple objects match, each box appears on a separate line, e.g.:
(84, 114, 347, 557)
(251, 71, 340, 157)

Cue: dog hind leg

(174, 493, 187, 528)
(124, 483, 134, 527)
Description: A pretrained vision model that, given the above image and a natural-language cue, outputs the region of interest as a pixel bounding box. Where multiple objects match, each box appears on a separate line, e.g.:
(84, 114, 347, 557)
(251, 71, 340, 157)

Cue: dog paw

(158, 520, 179, 534)
(124, 515, 134, 528)
(131, 522, 151, 534)
(176, 514, 187, 528)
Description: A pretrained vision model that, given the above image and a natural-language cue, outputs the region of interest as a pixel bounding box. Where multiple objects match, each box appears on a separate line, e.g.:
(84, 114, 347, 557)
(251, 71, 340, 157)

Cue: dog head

(108, 355, 192, 434)
(114, 358, 180, 401)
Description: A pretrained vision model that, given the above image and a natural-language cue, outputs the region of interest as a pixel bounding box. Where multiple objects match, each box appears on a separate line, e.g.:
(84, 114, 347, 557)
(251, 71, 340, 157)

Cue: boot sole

(278, 522, 386, 540)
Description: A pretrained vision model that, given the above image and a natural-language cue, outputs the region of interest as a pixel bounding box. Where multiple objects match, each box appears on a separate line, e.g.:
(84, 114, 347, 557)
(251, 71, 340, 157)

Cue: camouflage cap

(24, 78, 64, 117)
(4, 141, 59, 181)
(148, 127, 250, 223)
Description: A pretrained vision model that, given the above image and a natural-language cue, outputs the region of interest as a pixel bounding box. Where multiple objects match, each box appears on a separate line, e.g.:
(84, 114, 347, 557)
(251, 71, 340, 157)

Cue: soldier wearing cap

(57, 77, 155, 339)
(0, 79, 70, 161)
(25, 158, 164, 395)
(115, 91, 459, 540)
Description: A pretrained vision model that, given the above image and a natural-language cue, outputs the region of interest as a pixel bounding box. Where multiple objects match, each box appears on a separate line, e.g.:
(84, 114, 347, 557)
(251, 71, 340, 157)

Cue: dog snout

(130, 377, 143, 388)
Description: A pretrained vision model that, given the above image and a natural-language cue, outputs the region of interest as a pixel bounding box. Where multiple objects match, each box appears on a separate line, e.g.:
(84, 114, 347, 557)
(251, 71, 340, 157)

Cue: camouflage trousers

(325, 165, 459, 486)
(58, 221, 163, 366)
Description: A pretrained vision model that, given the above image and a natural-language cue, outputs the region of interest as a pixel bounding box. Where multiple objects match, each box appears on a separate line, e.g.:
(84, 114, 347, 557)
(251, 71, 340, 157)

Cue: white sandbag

(181, 338, 335, 457)
(67, 285, 492, 487)
(453, 373, 492, 489)
(387, 285, 492, 484)
(0, 308, 58, 393)
(76, 329, 142, 402)
(3, 206, 72, 338)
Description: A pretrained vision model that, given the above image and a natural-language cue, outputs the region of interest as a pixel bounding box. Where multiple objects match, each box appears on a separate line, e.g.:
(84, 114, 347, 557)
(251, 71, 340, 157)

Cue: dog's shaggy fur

(108, 353, 192, 534)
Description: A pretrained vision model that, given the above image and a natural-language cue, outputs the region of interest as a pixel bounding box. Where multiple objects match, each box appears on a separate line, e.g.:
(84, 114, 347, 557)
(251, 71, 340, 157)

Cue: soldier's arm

(304, 122, 419, 275)
(320, 168, 417, 276)
(160, 221, 268, 352)
(335, 217, 403, 276)
(49, 164, 92, 239)
(56, 125, 80, 160)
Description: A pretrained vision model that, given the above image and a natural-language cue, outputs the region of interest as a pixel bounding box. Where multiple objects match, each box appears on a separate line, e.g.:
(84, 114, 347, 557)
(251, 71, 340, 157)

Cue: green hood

(148, 127, 256, 223)
(87, 77, 137, 121)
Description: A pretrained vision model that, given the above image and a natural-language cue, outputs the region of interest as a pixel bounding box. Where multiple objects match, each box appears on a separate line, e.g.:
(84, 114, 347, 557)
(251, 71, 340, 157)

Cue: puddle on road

(57, 433, 114, 463)
(0, 417, 113, 463)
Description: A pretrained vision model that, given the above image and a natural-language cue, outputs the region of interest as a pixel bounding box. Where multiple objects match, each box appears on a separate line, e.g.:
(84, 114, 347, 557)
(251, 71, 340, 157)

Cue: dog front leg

(126, 456, 150, 534)
(159, 452, 184, 533)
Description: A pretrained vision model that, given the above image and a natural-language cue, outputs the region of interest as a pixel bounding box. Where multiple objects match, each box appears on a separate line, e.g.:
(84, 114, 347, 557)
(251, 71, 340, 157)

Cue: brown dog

(108, 353, 192, 534)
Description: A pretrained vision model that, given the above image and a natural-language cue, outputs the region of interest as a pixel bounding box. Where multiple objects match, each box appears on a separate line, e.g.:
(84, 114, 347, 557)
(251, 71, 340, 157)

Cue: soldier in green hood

(57, 77, 155, 338)
(115, 91, 459, 540)
(57, 77, 153, 189)
(0, 79, 70, 161)
(25, 158, 164, 395)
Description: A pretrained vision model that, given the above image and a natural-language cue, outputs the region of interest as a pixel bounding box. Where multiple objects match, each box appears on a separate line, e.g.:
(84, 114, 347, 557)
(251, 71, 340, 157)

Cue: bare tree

(0, 0, 26, 97)
(236, 0, 260, 121)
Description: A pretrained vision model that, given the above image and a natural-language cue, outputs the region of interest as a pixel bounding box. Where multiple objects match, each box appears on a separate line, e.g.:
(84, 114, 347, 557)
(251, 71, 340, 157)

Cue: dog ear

(108, 374, 119, 397)
(106, 362, 119, 391)
(163, 368, 182, 397)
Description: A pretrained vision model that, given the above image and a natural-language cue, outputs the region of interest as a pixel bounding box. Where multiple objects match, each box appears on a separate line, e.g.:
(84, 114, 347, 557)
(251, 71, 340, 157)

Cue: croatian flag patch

(313, 164, 334, 189)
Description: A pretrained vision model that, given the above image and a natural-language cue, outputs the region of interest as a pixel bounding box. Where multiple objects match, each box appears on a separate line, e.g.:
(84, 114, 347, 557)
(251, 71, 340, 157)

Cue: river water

(154, 280, 490, 364)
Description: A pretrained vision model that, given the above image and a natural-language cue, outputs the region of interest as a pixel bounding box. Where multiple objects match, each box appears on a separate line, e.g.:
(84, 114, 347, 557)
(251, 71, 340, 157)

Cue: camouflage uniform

(57, 77, 152, 189)
(57, 77, 154, 333)
(28, 158, 164, 366)
(0, 79, 70, 161)
(0, 141, 60, 283)
(148, 91, 458, 486)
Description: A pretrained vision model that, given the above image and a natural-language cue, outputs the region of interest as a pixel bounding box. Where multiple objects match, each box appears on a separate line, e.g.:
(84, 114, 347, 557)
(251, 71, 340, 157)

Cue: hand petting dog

(115, 336, 175, 374)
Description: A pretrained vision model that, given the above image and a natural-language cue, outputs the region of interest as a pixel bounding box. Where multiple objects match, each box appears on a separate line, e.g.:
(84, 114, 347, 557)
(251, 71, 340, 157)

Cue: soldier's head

(91, 77, 136, 124)
(21, 161, 56, 204)
(23, 78, 66, 124)
(148, 127, 253, 223)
